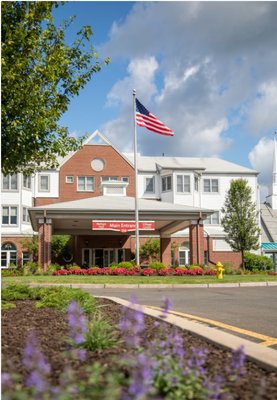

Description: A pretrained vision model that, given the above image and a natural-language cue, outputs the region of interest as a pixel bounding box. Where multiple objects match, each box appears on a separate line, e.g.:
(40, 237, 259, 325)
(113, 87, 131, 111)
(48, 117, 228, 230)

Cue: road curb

(27, 282, 277, 289)
(99, 296, 277, 372)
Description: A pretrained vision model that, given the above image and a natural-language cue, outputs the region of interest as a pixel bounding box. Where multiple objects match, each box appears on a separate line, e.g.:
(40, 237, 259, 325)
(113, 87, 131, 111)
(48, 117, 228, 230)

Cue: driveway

(85, 286, 277, 348)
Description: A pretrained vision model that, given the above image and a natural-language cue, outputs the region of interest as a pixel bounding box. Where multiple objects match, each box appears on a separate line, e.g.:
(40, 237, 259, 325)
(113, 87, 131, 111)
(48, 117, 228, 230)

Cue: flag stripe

(135, 98, 174, 136)
(136, 114, 174, 135)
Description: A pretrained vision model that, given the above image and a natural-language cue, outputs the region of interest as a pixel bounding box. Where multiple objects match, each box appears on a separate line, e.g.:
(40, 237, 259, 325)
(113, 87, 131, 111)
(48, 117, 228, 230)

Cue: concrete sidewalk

(29, 281, 277, 289)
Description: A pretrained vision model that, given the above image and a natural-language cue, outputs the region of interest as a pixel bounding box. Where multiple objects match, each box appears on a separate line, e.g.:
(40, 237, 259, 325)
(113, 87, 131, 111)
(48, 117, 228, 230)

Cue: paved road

(85, 287, 277, 344)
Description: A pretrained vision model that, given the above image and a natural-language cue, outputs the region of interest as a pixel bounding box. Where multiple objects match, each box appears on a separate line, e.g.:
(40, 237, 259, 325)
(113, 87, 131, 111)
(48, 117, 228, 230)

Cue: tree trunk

(241, 250, 245, 271)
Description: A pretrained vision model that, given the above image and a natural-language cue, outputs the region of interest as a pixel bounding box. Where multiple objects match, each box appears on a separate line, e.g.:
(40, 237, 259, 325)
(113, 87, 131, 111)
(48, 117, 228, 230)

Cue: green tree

(21, 235, 38, 260)
(221, 179, 260, 270)
(140, 238, 160, 263)
(51, 235, 72, 262)
(1, 1, 110, 174)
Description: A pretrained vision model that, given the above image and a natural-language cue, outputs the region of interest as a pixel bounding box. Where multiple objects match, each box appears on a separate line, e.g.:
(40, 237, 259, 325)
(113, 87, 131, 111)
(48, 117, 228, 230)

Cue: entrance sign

(92, 220, 155, 233)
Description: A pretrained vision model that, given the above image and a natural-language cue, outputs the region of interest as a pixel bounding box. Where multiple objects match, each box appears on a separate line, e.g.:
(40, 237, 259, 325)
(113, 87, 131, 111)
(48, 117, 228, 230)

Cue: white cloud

(245, 80, 277, 135)
(100, 2, 277, 160)
(249, 137, 274, 200)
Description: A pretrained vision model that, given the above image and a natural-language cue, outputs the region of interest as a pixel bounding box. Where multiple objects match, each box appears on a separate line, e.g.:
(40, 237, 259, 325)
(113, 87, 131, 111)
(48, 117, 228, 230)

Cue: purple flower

(119, 298, 145, 348)
(1, 372, 13, 390)
(128, 353, 153, 398)
(186, 347, 208, 377)
(67, 301, 88, 346)
(22, 330, 50, 392)
(161, 297, 173, 316)
(226, 345, 246, 379)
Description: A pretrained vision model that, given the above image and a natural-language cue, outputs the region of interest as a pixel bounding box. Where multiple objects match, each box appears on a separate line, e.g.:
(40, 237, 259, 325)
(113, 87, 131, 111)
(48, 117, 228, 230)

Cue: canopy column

(189, 220, 204, 265)
(38, 216, 52, 272)
(160, 237, 171, 266)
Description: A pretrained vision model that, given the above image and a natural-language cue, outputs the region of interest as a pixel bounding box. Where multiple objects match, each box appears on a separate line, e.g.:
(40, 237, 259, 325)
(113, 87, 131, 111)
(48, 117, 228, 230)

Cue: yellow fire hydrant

(215, 262, 224, 279)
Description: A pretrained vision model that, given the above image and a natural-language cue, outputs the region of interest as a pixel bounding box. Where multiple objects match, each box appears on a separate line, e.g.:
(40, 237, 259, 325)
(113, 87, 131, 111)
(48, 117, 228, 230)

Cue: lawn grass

(2, 274, 277, 285)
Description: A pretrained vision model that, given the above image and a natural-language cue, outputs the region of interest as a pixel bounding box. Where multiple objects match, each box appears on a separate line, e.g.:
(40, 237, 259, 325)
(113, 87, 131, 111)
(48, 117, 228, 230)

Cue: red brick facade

(189, 222, 205, 265)
(38, 220, 52, 271)
(35, 145, 135, 206)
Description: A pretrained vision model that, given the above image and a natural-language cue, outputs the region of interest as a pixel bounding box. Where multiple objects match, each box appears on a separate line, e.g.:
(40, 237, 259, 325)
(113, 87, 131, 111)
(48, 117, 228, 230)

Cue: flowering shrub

(158, 268, 175, 276)
(205, 268, 217, 276)
(53, 266, 219, 277)
(141, 268, 156, 276)
(53, 269, 70, 275)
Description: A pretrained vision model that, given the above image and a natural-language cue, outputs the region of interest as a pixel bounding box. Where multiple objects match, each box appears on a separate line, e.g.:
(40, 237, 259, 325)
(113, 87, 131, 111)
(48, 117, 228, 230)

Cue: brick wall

(35, 145, 135, 206)
(1, 236, 32, 267)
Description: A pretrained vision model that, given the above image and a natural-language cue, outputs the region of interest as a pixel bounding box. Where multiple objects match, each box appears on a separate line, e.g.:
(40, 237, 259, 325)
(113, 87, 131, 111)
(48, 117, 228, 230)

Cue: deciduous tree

(2, 1, 109, 174)
(221, 179, 260, 270)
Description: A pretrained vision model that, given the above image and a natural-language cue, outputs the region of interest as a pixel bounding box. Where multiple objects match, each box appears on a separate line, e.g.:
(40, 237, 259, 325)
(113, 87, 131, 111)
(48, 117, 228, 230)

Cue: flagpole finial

(133, 89, 136, 95)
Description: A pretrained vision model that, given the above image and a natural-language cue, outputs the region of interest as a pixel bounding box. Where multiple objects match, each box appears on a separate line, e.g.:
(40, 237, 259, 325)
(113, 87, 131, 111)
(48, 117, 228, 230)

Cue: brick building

(1, 130, 262, 270)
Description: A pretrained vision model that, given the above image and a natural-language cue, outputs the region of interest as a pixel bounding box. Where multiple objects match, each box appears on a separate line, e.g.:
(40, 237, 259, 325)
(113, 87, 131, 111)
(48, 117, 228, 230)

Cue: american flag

(135, 98, 174, 136)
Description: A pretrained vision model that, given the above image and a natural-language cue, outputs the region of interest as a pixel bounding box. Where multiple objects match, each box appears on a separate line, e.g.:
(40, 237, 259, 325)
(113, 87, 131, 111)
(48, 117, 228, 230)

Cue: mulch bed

(2, 298, 277, 399)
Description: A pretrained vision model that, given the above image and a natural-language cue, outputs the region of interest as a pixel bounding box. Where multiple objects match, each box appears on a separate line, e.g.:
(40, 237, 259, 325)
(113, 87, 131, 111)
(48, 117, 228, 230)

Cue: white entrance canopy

(29, 196, 214, 237)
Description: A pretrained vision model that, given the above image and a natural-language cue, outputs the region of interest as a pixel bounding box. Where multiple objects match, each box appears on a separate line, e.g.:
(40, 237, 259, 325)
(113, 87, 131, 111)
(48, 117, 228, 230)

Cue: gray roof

(29, 195, 212, 214)
(29, 195, 214, 234)
(125, 155, 258, 175)
(261, 203, 277, 242)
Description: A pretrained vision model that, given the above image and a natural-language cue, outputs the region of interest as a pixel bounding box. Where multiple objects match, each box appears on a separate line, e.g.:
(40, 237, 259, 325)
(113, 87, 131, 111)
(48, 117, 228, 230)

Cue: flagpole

(133, 89, 140, 266)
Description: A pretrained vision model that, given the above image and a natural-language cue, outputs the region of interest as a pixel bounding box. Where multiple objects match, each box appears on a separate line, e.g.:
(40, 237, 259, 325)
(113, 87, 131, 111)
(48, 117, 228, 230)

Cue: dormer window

(162, 175, 172, 192)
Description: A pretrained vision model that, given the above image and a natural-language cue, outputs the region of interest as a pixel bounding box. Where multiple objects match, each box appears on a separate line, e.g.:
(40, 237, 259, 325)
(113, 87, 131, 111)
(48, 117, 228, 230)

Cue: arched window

(1, 242, 17, 268)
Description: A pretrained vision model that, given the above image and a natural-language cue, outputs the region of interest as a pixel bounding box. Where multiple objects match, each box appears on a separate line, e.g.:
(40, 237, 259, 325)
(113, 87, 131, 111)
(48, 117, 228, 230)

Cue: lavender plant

(2, 288, 250, 400)
(22, 330, 51, 397)
(67, 300, 88, 361)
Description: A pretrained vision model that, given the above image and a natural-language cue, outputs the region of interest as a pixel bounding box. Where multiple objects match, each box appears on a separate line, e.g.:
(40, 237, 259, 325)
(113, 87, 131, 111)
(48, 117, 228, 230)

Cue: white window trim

(66, 176, 74, 184)
(162, 175, 172, 192)
(38, 174, 50, 192)
(77, 176, 95, 192)
(101, 176, 119, 182)
(22, 175, 32, 190)
(176, 174, 191, 194)
(204, 211, 220, 225)
(203, 178, 219, 194)
(2, 174, 18, 192)
(145, 176, 155, 193)
(2, 205, 18, 226)
(22, 206, 30, 224)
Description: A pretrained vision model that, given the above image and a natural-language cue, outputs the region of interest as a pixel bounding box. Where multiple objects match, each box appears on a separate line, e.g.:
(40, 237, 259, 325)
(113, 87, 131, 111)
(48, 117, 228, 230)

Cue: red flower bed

(158, 268, 175, 276)
(141, 268, 156, 276)
(53, 266, 217, 277)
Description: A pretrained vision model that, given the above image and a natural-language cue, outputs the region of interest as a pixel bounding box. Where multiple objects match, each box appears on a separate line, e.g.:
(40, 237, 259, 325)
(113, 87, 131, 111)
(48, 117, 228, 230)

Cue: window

(22, 207, 30, 223)
(22, 252, 32, 265)
(66, 176, 74, 183)
(162, 176, 172, 192)
(1, 242, 17, 268)
(2, 174, 18, 190)
(176, 175, 190, 193)
(122, 177, 129, 183)
(39, 175, 50, 192)
(194, 176, 199, 191)
(77, 176, 94, 191)
(203, 178, 219, 193)
(23, 175, 31, 189)
(145, 177, 155, 193)
(101, 176, 119, 182)
(2, 206, 18, 225)
(204, 211, 220, 225)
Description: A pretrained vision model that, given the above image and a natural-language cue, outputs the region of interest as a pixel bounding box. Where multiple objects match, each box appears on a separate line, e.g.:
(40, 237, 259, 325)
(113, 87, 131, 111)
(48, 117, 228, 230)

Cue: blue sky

(53, 1, 277, 199)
